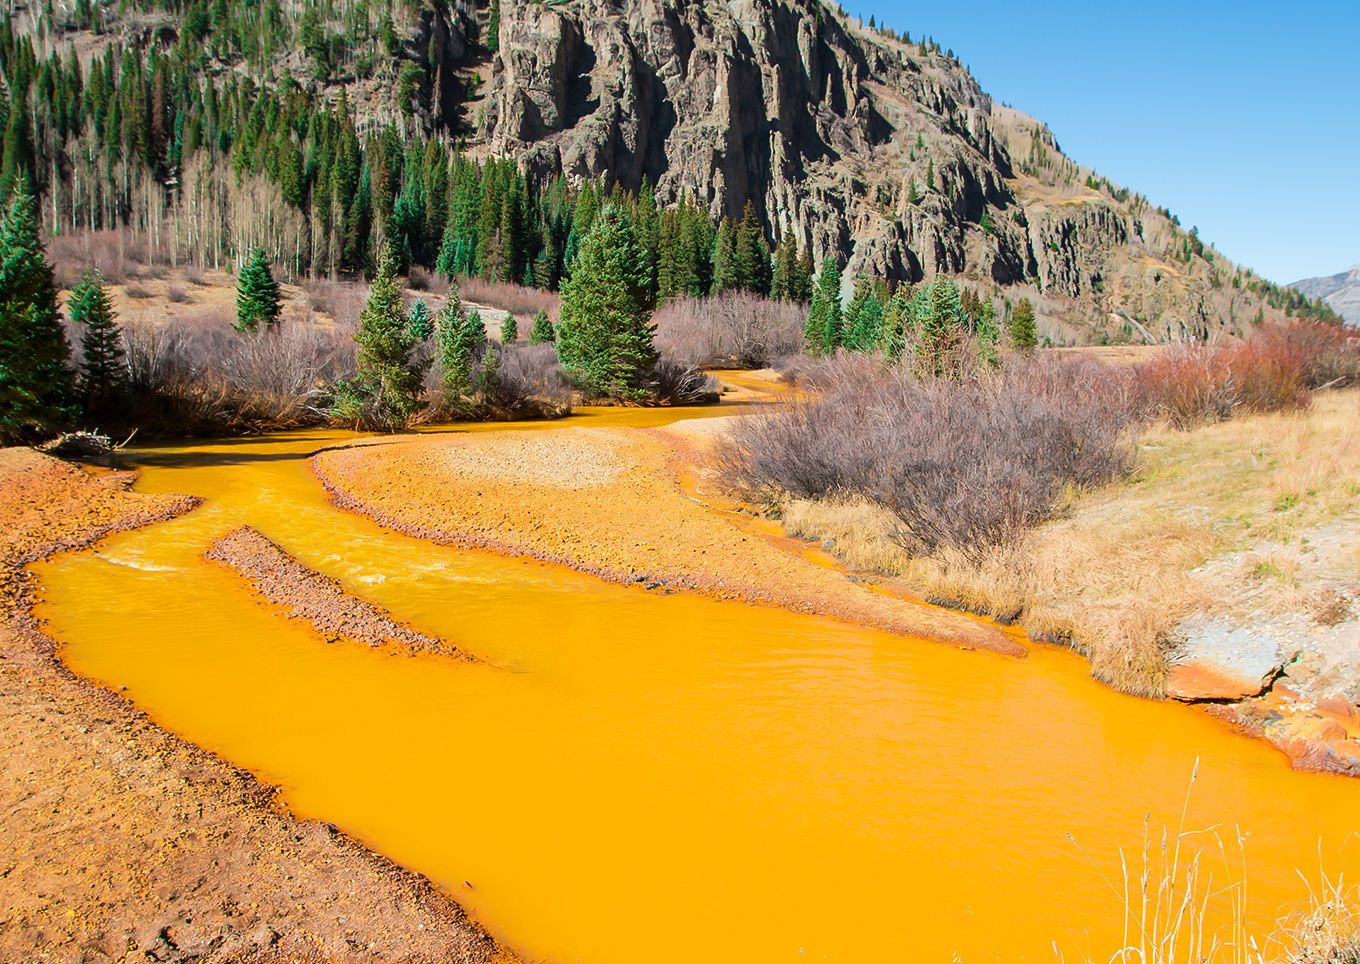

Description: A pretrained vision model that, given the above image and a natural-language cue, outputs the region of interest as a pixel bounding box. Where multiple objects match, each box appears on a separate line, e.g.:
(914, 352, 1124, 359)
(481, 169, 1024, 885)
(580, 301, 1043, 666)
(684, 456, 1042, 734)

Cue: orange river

(29, 383, 1360, 962)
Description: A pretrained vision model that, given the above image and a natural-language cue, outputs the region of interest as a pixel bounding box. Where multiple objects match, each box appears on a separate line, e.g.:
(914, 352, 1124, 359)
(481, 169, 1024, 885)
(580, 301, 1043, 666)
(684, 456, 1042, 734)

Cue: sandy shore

(0, 448, 509, 963)
(311, 425, 1020, 655)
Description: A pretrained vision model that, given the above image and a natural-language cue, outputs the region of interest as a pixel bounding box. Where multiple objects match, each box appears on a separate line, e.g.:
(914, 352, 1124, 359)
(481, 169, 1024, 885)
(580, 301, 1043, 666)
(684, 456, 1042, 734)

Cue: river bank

(310, 424, 1021, 655)
(10, 381, 1360, 962)
(772, 388, 1360, 776)
(0, 448, 510, 962)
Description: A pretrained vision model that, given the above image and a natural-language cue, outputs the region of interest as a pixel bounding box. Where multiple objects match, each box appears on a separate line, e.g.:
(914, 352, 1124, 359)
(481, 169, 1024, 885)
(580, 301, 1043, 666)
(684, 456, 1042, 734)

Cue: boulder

(1165, 616, 1284, 701)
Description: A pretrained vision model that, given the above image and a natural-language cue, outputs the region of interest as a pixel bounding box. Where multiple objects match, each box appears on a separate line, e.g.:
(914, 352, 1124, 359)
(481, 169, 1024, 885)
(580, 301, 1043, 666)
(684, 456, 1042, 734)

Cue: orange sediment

(23, 388, 1360, 964)
(312, 425, 1021, 655)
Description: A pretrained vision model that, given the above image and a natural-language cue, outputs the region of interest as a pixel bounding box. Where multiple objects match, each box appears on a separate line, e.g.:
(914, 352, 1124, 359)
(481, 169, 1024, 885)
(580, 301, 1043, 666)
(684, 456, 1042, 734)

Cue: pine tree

(434, 279, 485, 400)
(881, 288, 912, 358)
(408, 298, 433, 341)
(556, 205, 656, 400)
(528, 308, 554, 345)
(974, 297, 1000, 367)
(348, 253, 428, 429)
(841, 274, 885, 352)
(475, 339, 499, 400)
(732, 201, 770, 294)
(68, 272, 128, 418)
(710, 219, 737, 294)
(916, 276, 965, 377)
(790, 245, 814, 303)
(1009, 297, 1038, 350)
(804, 260, 843, 355)
(0, 185, 73, 441)
(770, 235, 795, 301)
(234, 248, 281, 333)
(500, 311, 518, 343)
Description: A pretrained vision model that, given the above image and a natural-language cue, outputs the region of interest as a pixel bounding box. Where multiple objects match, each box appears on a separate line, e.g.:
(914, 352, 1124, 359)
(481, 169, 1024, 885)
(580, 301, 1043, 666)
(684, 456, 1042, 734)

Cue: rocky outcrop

(470, 0, 1300, 342)
(1166, 617, 1287, 701)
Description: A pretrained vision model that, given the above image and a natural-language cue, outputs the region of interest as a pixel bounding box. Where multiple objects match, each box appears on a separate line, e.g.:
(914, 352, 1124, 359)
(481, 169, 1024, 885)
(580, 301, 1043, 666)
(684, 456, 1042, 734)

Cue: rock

(470, 0, 1298, 341)
(1165, 617, 1284, 701)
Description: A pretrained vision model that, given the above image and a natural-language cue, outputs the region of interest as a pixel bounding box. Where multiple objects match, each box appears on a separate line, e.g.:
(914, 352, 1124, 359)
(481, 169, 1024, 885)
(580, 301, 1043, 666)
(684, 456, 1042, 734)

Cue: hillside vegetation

(0, 0, 1337, 345)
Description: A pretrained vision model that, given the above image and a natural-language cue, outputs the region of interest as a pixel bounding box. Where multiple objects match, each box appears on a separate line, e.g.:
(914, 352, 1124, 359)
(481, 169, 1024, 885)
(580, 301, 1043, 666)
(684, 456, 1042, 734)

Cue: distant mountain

(1291, 265, 1360, 326)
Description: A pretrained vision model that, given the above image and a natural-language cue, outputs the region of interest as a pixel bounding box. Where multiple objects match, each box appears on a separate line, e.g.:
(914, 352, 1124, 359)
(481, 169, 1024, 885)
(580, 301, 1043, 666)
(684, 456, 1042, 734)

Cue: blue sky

(840, 0, 1359, 284)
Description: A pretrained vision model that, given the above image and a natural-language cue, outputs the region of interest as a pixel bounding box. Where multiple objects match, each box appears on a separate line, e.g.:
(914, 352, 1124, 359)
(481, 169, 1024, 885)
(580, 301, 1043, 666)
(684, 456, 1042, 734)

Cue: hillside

(0, 0, 1334, 344)
(1293, 264, 1360, 326)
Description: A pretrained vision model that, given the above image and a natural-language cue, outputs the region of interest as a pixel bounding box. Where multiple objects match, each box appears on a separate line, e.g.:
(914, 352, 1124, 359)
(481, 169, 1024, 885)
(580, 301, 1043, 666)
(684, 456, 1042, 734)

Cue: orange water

(30, 392, 1360, 962)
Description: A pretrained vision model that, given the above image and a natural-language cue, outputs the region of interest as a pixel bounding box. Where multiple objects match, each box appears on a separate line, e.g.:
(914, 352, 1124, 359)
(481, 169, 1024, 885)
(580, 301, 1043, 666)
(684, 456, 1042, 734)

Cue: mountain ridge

(1, 0, 1338, 344)
(471, 0, 1328, 341)
(1291, 264, 1360, 326)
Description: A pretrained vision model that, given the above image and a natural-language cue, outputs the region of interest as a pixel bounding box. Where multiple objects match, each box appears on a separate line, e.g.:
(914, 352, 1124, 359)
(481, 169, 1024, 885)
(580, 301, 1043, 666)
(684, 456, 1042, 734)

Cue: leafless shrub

(405, 265, 448, 295)
(647, 355, 721, 405)
(653, 291, 806, 368)
(165, 283, 191, 304)
(49, 229, 144, 286)
(184, 264, 208, 286)
(123, 316, 356, 434)
(302, 277, 367, 330)
(718, 353, 1136, 557)
(427, 342, 572, 420)
(458, 275, 560, 321)
(477, 342, 573, 417)
(124, 281, 155, 299)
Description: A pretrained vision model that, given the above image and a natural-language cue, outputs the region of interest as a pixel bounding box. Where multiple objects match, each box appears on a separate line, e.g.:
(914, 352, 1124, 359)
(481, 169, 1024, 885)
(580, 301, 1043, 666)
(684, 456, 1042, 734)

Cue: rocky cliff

(464, 0, 1308, 343)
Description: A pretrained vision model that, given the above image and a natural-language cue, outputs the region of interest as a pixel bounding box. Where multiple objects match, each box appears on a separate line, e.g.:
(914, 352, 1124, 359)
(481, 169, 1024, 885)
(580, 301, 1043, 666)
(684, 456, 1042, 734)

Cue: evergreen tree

(556, 205, 656, 400)
(68, 272, 128, 417)
(1009, 297, 1037, 350)
(770, 235, 796, 301)
(916, 276, 965, 377)
(732, 201, 770, 294)
(0, 89, 36, 191)
(710, 219, 737, 294)
(975, 300, 1000, 367)
(408, 298, 433, 341)
(804, 260, 843, 355)
(0, 185, 73, 441)
(234, 248, 281, 332)
(434, 280, 485, 399)
(881, 288, 912, 357)
(475, 339, 500, 399)
(528, 308, 554, 345)
(348, 253, 428, 429)
(500, 311, 518, 343)
(841, 274, 885, 352)
(790, 245, 814, 303)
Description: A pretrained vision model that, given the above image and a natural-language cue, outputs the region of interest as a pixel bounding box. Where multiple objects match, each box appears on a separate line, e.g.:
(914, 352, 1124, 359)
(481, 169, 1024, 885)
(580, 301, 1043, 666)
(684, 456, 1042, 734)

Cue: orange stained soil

(29, 389, 1360, 963)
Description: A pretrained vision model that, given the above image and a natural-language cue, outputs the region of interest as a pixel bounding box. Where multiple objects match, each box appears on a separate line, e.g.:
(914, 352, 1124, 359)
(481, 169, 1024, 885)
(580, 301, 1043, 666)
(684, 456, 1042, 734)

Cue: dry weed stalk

(1062, 762, 1359, 964)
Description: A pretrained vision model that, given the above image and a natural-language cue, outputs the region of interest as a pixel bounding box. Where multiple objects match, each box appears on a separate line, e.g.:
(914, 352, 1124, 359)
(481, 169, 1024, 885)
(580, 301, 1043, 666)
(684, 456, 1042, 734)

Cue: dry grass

(1064, 765, 1360, 963)
(780, 389, 1360, 696)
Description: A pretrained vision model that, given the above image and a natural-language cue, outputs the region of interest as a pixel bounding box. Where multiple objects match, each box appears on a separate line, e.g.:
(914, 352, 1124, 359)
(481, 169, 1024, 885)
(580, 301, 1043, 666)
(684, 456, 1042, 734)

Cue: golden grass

(780, 389, 1360, 697)
(1064, 764, 1360, 963)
